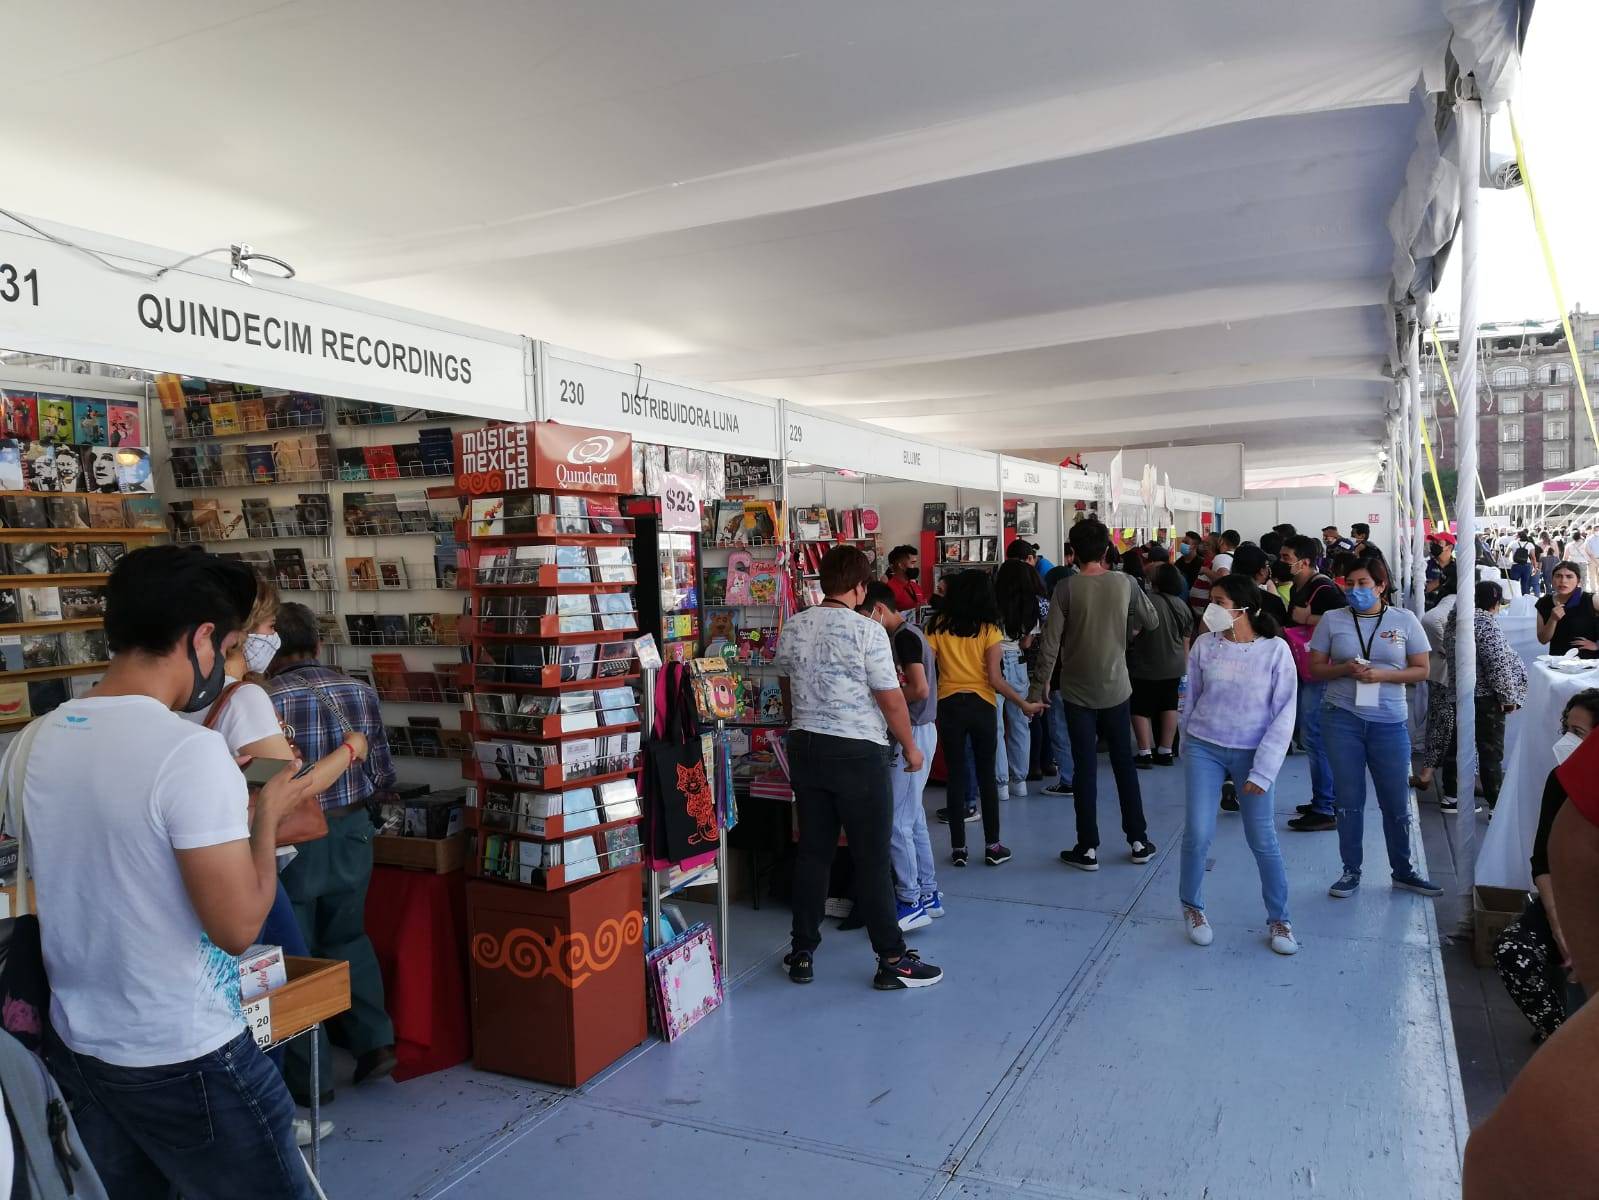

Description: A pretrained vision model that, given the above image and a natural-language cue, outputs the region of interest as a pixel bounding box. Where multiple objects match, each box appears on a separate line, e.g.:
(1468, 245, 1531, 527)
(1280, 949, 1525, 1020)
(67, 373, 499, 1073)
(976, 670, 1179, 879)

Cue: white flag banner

(1109, 451, 1124, 519)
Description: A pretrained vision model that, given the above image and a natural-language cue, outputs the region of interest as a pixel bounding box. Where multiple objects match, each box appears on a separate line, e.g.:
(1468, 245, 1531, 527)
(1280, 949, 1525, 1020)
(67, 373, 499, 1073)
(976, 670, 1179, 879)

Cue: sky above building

(1434, 1, 1593, 326)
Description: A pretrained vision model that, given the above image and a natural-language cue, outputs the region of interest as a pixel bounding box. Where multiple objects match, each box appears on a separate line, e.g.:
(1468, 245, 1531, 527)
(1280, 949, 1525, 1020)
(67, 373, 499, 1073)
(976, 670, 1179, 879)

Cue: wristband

(342, 739, 358, 766)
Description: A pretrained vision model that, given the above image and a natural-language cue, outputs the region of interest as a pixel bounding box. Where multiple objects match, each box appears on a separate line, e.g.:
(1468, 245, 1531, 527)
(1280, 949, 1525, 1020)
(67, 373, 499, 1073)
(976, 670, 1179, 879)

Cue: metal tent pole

(1451, 95, 1484, 908)
(1408, 318, 1426, 615)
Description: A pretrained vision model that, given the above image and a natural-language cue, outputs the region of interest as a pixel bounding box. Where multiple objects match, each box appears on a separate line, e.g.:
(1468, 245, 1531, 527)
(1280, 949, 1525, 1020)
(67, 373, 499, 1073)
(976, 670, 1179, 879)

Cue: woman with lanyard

(1534, 560, 1599, 659)
(1308, 558, 1442, 899)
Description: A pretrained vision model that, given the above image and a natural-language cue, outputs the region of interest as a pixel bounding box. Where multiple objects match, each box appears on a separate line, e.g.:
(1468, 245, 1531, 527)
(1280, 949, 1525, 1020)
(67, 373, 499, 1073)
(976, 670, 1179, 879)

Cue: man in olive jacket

(1028, 519, 1157, 871)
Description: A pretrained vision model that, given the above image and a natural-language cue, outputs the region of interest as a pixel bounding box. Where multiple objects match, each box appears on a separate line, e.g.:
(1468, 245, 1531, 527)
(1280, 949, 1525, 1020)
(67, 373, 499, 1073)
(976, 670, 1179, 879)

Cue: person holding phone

(1308, 559, 1440, 899)
(266, 603, 397, 1105)
(21, 546, 324, 1199)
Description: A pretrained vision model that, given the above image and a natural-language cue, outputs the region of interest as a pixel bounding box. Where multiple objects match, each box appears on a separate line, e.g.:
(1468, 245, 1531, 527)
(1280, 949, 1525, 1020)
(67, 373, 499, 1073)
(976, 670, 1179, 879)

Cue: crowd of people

(780, 517, 1472, 988)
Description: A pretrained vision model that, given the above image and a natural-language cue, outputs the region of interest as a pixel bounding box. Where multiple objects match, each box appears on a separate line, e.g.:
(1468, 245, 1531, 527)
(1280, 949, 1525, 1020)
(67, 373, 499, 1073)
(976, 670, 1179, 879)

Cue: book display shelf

(0, 385, 160, 728)
(455, 421, 648, 1088)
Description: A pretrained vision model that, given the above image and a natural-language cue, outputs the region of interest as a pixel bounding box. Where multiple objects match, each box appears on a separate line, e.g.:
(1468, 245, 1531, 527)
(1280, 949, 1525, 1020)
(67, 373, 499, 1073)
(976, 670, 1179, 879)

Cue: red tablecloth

(364, 866, 472, 1082)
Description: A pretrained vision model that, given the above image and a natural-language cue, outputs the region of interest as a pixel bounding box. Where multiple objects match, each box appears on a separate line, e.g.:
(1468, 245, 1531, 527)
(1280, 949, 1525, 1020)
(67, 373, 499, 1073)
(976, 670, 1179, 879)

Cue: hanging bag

(644, 663, 722, 864)
(1283, 582, 1335, 683)
(0, 719, 53, 1053)
(218, 674, 342, 845)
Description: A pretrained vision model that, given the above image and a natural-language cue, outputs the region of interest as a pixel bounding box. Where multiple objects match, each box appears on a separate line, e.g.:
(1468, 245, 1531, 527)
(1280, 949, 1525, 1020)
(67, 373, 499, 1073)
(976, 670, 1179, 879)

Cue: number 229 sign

(660, 471, 700, 531)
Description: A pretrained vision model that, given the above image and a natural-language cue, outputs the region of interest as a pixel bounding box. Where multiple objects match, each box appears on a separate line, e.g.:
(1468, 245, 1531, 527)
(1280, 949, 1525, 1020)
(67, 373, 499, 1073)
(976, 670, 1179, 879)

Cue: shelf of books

(919, 500, 999, 584)
(458, 463, 645, 893)
(0, 388, 160, 724)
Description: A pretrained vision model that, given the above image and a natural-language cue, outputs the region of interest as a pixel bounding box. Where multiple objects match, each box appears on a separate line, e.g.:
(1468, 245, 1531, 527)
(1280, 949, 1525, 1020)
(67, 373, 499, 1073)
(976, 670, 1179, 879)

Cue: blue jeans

(49, 1028, 313, 1200)
(1321, 703, 1419, 878)
(1180, 738, 1290, 923)
(1062, 697, 1146, 848)
(998, 648, 1031, 789)
(890, 723, 939, 904)
(1298, 680, 1336, 815)
(1048, 691, 1074, 786)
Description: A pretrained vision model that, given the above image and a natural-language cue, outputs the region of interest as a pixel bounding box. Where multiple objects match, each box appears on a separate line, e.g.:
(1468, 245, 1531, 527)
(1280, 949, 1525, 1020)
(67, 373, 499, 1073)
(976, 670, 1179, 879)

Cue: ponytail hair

(1212, 573, 1281, 640)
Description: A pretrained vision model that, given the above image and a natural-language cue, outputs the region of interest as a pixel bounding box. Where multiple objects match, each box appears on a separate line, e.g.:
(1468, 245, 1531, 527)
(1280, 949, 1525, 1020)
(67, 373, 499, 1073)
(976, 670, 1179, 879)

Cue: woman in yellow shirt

(925, 570, 1045, 867)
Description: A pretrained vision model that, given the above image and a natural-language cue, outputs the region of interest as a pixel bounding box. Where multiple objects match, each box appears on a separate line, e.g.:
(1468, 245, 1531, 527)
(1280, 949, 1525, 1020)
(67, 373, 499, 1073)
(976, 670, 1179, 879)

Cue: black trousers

(789, 730, 905, 960)
(1442, 694, 1508, 806)
(937, 691, 1001, 849)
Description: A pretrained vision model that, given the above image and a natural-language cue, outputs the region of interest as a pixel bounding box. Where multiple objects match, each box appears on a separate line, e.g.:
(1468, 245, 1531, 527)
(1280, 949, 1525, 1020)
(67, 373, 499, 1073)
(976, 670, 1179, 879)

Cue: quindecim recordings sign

(454, 422, 635, 496)
(0, 219, 530, 419)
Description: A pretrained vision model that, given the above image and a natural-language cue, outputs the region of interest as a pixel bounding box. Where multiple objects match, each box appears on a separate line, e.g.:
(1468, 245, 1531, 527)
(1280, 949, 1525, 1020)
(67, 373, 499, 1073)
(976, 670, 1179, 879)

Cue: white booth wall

(1222, 491, 1399, 560)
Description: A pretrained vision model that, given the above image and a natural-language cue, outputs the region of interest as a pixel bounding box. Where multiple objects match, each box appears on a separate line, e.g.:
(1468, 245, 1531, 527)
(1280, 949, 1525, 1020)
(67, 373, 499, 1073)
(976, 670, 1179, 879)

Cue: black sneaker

(1059, 846, 1099, 871)
(1220, 780, 1239, 812)
(873, 949, 943, 990)
(1043, 780, 1074, 797)
(1294, 802, 1316, 815)
(1152, 751, 1175, 767)
(1287, 811, 1336, 832)
(936, 807, 980, 824)
(951, 847, 969, 868)
(783, 951, 814, 984)
(985, 842, 1012, 866)
(1129, 839, 1157, 865)
(1134, 754, 1153, 771)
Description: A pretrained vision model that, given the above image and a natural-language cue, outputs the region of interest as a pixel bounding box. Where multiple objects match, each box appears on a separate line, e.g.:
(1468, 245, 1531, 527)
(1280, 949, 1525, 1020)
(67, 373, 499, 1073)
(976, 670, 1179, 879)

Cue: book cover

(0, 590, 18, 624)
(36, 397, 72, 445)
(962, 506, 980, 535)
(0, 440, 22, 491)
(72, 399, 108, 445)
(24, 442, 56, 491)
(377, 559, 408, 590)
(702, 567, 727, 605)
(408, 613, 438, 644)
(50, 444, 85, 493)
(1, 394, 38, 442)
(393, 443, 423, 478)
(0, 636, 22, 671)
(21, 633, 59, 668)
(26, 679, 68, 717)
(747, 557, 781, 606)
(123, 496, 163, 530)
(6, 497, 46, 530)
(470, 497, 504, 537)
(208, 400, 240, 435)
(308, 560, 334, 592)
(346, 557, 379, 591)
(336, 447, 369, 480)
(272, 548, 309, 590)
(19, 586, 60, 623)
(86, 445, 119, 493)
(363, 445, 400, 480)
(46, 497, 89, 530)
(47, 543, 90, 574)
(59, 587, 104, 619)
(725, 551, 753, 604)
(376, 614, 409, 644)
(0, 682, 29, 722)
(106, 399, 141, 446)
(114, 447, 154, 494)
(87, 543, 125, 574)
(59, 630, 98, 666)
(237, 397, 266, 435)
(344, 614, 378, 645)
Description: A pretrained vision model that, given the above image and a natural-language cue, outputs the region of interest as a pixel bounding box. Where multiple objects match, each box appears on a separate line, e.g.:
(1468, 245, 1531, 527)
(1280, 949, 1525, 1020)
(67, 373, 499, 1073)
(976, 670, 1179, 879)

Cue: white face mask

(1552, 730, 1584, 766)
(1201, 603, 1238, 634)
(243, 631, 281, 675)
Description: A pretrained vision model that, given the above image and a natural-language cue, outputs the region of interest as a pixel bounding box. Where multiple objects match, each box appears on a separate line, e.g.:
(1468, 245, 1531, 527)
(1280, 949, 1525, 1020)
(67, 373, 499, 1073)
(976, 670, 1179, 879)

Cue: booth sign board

(1000, 457, 1059, 499)
(541, 344, 780, 458)
(0, 221, 530, 418)
(454, 421, 634, 496)
(783, 405, 944, 486)
(940, 445, 1000, 492)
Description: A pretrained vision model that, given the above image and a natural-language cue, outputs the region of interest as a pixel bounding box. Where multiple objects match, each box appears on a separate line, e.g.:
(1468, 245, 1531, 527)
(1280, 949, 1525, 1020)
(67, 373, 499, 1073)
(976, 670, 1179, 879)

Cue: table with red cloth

(364, 865, 472, 1081)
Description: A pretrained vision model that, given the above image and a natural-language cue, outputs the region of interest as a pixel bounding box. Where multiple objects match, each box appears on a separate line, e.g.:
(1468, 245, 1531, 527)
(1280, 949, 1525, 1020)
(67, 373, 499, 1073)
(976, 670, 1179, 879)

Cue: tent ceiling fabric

(5, 0, 1525, 475)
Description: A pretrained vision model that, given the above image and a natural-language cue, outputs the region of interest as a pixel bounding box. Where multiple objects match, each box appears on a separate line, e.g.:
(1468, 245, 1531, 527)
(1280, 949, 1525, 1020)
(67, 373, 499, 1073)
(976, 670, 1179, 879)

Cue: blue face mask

(1179, 543, 1193, 556)
(1348, 586, 1378, 612)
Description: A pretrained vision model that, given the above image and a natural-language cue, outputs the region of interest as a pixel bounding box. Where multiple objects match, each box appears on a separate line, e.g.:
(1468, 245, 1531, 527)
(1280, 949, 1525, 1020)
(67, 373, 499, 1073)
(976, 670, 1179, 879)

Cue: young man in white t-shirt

(18, 546, 322, 1199)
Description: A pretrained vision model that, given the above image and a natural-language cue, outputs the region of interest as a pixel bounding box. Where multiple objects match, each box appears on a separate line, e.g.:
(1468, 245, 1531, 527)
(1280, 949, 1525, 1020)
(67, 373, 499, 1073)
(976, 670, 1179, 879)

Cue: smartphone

(242, 757, 294, 787)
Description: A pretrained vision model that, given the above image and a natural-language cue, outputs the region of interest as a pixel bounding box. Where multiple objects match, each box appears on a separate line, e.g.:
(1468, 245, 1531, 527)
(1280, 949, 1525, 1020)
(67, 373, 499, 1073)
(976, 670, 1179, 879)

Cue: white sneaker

(1184, 907, 1213, 946)
(295, 1117, 335, 1146)
(1268, 921, 1300, 956)
(1009, 778, 1029, 797)
(996, 784, 1010, 801)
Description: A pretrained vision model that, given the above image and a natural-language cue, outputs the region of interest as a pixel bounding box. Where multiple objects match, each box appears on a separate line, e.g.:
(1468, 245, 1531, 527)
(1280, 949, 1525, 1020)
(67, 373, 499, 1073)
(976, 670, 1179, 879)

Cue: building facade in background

(1424, 307, 1599, 497)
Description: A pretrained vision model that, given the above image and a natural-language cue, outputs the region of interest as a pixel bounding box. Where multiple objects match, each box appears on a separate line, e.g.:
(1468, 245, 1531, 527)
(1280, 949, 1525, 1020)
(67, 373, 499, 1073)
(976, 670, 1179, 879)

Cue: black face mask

(904, 567, 920, 581)
(179, 628, 228, 713)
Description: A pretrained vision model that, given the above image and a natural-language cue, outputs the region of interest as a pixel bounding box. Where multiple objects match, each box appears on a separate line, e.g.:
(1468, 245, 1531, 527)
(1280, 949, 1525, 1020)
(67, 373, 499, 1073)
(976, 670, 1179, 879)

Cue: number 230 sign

(660, 471, 700, 531)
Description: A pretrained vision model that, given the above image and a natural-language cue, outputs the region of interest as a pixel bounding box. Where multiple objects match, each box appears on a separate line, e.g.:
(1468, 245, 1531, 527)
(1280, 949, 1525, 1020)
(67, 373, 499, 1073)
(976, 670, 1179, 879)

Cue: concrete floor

(315, 751, 1470, 1199)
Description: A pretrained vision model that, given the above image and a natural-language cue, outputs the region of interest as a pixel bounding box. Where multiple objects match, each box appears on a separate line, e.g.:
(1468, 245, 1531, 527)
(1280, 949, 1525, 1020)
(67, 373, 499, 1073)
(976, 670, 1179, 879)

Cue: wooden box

(374, 832, 468, 874)
(1472, 885, 1528, 968)
(466, 866, 645, 1087)
(270, 957, 352, 1043)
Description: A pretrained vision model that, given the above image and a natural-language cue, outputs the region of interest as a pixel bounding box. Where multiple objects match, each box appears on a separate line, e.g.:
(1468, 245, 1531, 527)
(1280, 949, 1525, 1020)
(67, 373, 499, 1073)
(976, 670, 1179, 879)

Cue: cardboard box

(238, 944, 287, 1002)
(1473, 885, 1528, 968)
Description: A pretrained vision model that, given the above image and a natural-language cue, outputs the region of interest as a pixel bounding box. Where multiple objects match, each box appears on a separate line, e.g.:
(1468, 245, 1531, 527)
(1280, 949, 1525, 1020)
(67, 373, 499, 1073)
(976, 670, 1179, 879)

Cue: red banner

(452, 421, 635, 495)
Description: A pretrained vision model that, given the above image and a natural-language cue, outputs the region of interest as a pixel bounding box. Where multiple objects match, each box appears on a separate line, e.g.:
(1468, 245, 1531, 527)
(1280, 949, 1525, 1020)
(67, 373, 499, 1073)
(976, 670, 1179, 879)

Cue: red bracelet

(343, 740, 358, 766)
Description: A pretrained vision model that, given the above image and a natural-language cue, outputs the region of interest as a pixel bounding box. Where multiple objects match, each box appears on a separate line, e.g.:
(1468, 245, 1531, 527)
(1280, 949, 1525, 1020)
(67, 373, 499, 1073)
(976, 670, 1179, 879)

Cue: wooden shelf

(0, 617, 102, 634)
(0, 574, 108, 588)
(7, 662, 108, 680)
(0, 528, 163, 541)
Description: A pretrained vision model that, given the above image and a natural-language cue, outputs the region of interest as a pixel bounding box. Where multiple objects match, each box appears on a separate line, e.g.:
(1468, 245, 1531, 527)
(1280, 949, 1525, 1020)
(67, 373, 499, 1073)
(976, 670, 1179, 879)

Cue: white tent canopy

(4, 0, 1524, 468)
